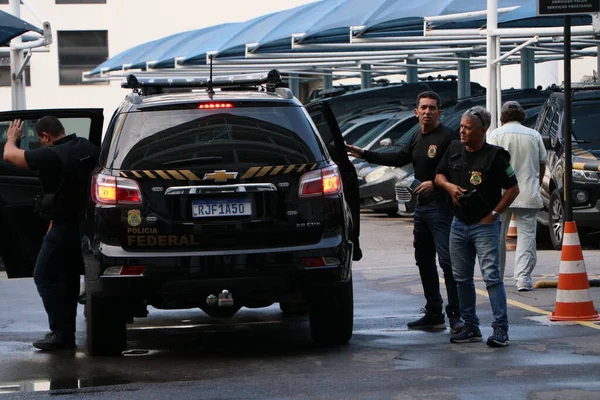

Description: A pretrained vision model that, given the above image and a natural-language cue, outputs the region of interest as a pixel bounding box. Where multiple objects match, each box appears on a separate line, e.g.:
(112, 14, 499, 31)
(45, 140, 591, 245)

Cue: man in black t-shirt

(436, 106, 519, 348)
(4, 117, 99, 351)
(347, 91, 463, 333)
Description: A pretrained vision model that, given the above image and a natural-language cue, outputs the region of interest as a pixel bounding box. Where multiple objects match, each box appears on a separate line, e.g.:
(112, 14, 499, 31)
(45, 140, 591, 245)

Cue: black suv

(535, 86, 600, 249)
(0, 71, 359, 356)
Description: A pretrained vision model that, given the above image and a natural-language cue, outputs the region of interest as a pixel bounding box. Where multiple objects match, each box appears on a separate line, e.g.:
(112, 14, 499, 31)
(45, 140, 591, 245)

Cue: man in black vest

(347, 91, 463, 333)
(435, 106, 519, 347)
(4, 117, 99, 351)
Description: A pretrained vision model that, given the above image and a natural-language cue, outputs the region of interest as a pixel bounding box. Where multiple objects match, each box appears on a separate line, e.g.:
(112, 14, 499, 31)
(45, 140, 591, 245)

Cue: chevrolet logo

(203, 170, 238, 183)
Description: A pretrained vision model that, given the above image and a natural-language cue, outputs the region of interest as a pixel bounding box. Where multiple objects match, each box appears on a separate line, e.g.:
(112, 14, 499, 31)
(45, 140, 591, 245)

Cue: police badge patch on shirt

(470, 171, 483, 185)
(505, 165, 515, 178)
(427, 145, 437, 158)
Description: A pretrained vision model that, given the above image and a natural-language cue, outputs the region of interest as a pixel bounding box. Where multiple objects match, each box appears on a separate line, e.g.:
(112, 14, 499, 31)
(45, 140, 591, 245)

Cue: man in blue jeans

(347, 91, 463, 333)
(435, 106, 519, 347)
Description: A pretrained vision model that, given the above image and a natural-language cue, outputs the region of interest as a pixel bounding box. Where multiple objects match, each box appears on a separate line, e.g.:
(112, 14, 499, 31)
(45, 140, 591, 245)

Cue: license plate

(192, 198, 252, 218)
(398, 202, 406, 213)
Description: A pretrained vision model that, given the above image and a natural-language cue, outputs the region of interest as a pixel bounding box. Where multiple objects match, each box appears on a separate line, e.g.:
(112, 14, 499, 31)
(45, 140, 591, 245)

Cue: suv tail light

(299, 165, 342, 198)
(92, 174, 143, 205)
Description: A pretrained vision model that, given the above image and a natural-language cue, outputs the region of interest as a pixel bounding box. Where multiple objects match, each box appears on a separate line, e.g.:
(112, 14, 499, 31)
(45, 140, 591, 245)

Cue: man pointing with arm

(347, 91, 463, 333)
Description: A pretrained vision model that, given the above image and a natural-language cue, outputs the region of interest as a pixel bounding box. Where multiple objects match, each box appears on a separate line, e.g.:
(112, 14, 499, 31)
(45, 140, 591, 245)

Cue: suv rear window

(107, 106, 323, 170)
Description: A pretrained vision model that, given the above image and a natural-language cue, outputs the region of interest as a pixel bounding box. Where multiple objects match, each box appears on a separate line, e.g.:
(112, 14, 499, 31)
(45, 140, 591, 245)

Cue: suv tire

(549, 189, 564, 250)
(86, 293, 127, 356)
(308, 278, 354, 346)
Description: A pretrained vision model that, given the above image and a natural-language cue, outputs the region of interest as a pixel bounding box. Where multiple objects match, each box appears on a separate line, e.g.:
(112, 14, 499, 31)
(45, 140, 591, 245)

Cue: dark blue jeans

(450, 218, 508, 329)
(33, 221, 83, 338)
(413, 203, 460, 317)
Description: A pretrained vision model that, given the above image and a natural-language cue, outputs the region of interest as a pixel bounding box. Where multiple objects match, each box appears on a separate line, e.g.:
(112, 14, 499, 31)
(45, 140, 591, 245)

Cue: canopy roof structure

(0, 8, 43, 46)
(86, 0, 598, 82)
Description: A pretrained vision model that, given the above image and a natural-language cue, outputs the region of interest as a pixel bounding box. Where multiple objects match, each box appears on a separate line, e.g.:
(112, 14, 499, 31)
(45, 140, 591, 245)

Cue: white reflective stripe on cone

(558, 260, 588, 274)
(556, 289, 593, 303)
(562, 233, 581, 246)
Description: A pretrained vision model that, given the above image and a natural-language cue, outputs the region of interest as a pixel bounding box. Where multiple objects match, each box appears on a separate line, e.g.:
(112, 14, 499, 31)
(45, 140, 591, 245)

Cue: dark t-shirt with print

(437, 142, 518, 224)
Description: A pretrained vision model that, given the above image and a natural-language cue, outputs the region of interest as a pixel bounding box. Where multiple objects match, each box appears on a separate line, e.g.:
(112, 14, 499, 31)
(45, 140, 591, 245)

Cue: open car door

(0, 109, 103, 278)
(306, 102, 362, 261)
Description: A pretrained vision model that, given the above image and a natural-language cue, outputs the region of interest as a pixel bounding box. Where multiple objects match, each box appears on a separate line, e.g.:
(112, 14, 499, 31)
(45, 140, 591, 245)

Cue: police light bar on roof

(122, 69, 283, 92)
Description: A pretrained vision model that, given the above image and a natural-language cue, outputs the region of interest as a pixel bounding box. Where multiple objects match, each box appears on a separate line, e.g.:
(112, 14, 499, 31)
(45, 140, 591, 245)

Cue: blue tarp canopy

(0, 9, 43, 46)
(88, 0, 594, 76)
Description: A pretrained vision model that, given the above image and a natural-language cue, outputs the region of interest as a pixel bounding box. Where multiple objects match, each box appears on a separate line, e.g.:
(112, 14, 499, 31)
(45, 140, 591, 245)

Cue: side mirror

(379, 138, 392, 147)
(542, 136, 552, 150)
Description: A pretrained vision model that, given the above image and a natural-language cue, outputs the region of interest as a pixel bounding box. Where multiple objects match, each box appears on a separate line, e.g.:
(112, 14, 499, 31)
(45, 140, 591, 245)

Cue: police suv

(0, 71, 360, 356)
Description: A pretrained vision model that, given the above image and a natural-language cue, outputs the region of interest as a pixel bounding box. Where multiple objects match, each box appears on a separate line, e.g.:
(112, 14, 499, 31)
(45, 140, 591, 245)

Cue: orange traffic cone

(506, 213, 517, 251)
(549, 221, 600, 321)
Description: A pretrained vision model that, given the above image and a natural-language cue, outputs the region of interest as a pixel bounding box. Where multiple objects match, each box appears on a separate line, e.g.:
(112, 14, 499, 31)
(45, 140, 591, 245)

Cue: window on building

(57, 30, 108, 85)
(0, 57, 31, 87)
(56, 0, 106, 4)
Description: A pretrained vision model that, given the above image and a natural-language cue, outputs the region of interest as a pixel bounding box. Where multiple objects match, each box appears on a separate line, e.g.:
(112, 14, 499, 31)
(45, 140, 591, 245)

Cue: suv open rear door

(0, 109, 103, 278)
(306, 102, 362, 260)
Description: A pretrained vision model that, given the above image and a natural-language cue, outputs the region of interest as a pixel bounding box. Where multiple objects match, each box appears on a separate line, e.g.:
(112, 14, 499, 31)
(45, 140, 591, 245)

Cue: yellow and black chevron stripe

(240, 163, 319, 179)
(118, 164, 320, 181)
(573, 161, 600, 172)
(572, 146, 597, 160)
(119, 170, 200, 180)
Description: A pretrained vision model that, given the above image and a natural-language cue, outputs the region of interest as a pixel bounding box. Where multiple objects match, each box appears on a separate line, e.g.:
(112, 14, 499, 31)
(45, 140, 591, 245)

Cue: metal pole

(496, 36, 502, 128)
(360, 64, 372, 89)
(457, 53, 471, 99)
(597, 43, 600, 82)
(323, 69, 333, 90)
(406, 57, 418, 83)
(521, 48, 535, 88)
(487, 0, 498, 131)
(9, 0, 26, 110)
(564, 15, 573, 222)
(288, 73, 300, 98)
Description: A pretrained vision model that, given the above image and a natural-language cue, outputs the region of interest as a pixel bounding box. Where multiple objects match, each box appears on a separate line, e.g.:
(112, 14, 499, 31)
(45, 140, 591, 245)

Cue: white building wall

(0, 0, 317, 131)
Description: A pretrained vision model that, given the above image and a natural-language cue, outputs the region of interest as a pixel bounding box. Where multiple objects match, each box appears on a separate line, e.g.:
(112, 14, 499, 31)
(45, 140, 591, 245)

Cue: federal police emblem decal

(427, 145, 437, 158)
(127, 209, 142, 227)
(470, 171, 483, 186)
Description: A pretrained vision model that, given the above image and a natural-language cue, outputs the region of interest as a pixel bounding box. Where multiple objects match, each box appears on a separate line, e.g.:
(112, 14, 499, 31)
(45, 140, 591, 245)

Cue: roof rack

(558, 82, 600, 91)
(122, 69, 285, 96)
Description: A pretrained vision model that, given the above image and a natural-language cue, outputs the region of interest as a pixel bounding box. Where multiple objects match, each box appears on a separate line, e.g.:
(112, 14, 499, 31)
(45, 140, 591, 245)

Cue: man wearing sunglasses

(346, 91, 463, 334)
(435, 106, 519, 347)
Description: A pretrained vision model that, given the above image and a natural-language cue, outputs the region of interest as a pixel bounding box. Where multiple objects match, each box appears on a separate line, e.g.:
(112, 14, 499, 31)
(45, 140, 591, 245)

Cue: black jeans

(413, 203, 460, 317)
(33, 221, 83, 338)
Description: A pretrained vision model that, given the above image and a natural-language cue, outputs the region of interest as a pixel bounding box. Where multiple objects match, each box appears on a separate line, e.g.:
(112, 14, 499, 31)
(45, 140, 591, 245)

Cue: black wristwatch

(491, 210, 500, 220)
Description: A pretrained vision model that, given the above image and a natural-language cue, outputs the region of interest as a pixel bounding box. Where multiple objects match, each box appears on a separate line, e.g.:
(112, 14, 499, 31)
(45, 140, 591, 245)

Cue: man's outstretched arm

(3, 119, 29, 169)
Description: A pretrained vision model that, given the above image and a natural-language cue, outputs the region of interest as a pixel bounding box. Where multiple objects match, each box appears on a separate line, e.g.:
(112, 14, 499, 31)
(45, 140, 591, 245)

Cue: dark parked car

(0, 71, 360, 356)
(535, 85, 600, 250)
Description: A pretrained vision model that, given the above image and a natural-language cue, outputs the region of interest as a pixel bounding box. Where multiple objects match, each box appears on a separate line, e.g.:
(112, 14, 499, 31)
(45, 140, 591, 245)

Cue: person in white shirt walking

(488, 101, 547, 291)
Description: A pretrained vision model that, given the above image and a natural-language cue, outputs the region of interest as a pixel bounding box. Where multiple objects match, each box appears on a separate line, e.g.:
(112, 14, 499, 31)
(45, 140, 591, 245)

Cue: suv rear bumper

(85, 236, 352, 309)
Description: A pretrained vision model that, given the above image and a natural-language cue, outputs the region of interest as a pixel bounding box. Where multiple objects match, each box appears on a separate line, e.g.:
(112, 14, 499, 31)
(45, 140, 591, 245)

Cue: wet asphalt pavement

(0, 213, 600, 399)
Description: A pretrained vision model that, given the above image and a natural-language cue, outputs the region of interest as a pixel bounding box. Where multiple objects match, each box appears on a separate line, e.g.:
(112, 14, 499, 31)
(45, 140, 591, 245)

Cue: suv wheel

(86, 293, 127, 356)
(308, 279, 354, 346)
(549, 190, 564, 250)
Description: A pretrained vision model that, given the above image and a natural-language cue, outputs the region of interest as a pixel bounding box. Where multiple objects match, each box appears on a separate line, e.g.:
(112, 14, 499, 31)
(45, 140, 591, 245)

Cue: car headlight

(365, 166, 391, 183)
(573, 169, 600, 181)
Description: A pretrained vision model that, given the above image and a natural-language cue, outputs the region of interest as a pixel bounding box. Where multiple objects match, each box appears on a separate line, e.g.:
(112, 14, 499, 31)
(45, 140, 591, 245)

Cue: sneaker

(407, 310, 446, 330)
(33, 332, 76, 351)
(517, 286, 532, 292)
(487, 327, 510, 347)
(449, 316, 465, 334)
(450, 324, 483, 343)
